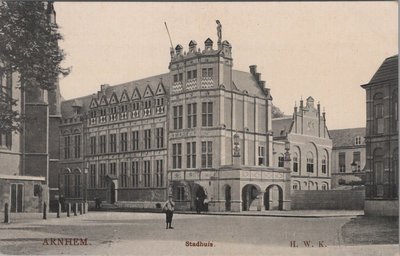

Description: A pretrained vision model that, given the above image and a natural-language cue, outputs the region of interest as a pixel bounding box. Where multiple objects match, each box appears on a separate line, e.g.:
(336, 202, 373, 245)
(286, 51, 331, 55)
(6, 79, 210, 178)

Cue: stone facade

(330, 128, 366, 188)
(60, 36, 292, 212)
(361, 55, 398, 216)
(272, 97, 332, 192)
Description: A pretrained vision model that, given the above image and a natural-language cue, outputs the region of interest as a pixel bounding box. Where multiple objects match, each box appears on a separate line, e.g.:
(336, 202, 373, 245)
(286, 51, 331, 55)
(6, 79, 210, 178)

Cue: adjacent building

(330, 128, 366, 188)
(0, 2, 59, 213)
(272, 97, 332, 192)
(361, 55, 398, 216)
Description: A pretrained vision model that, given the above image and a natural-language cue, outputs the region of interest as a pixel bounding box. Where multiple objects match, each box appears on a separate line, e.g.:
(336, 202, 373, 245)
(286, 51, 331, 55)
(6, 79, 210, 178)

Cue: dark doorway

(110, 182, 116, 204)
(264, 185, 283, 210)
(11, 184, 23, 212)
(194, 185, 206, 211)
(242, 184, 260, 211)
(225, 185, 231, 211)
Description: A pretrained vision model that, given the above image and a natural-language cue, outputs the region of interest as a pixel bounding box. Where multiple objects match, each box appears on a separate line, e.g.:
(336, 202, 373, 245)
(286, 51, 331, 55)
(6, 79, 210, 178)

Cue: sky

(55, 2, 397, 130)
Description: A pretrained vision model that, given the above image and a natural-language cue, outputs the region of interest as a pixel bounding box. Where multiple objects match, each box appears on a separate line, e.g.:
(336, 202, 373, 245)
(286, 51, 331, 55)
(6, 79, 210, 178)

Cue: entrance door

(11, 184, 23, 212)
(225, 185, 231, 211)
(110, 182, 116, 204)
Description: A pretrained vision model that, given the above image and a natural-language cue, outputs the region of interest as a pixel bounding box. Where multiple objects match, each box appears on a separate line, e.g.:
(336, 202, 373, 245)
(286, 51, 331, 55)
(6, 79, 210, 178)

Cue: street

(0, 212, 398, 256)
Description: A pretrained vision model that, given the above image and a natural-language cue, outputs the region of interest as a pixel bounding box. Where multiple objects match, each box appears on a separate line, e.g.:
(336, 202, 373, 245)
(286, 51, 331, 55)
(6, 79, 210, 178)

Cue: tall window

(339, 152, 346, 173)
(156, 128, 164, 148)
(109, 134, 117, 153)
(278, 154, 284, 167)
(155, 160, 163, 187)
(258, 146, 265, 166)
(187, 70, 197, 80)
(177, 186, 185, 201)
(186, 142, 197, 169)
(120, 132, 128, 152)
(202, 102, 213, 127)
(99, 135, 107, 154)
(353, 151, 361, 172)
(132, 131, 139, 151)
(90, 136, 96, 155)
(143, 160, 151, 187)
(131, 161, 139, 188)
(306, 152, 314, 173)
(64, 136, 71, 159)
(374, 93, 384, 134)
(64, 174, 71, 197)
(293, 153, 299, 172)
(172, 143, 182, 169)
(74, 174, 81, 197)
(202, 68, 213, 78)
(89, 164, 96, 188)
(173, 105, 183, 129)
(144, 129, 151, 149)
(119, 162, 128, 188)
(322, 155, 327, 174)
(99, 163, 107, 188)
(109, 162, 117, 176)
(74, 135, 81, 158)
(187, 103, 197, 128)
(201, 141, 213, 168)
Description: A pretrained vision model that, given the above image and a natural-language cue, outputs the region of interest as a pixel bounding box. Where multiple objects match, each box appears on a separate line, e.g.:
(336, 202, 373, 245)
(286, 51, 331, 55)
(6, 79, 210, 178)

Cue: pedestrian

(163, 195, 175, 229)
(203, 197, 209, 212)
(195, 197, 201, 214)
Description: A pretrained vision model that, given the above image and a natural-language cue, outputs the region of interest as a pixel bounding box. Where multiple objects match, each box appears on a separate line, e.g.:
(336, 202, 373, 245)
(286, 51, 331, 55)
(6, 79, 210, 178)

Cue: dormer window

(156, 98, 164, 106)
(355, 136, 362, 145)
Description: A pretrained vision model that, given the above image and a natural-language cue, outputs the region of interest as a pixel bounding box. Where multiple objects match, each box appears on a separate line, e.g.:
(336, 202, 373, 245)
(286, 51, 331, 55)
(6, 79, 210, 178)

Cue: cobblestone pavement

(0, 212, 398, 256)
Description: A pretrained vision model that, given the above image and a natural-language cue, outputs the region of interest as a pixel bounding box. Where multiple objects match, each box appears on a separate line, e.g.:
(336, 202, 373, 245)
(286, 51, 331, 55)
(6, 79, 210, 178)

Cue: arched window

(322, 155, 327, 174)
(278, 154, 284, 167)
(322, 183, 328, 190)
(292, 152, 299, 172)
(306, 152, 314, 173)
(373, 93, 384, 134)
(292, 182, 300, 190)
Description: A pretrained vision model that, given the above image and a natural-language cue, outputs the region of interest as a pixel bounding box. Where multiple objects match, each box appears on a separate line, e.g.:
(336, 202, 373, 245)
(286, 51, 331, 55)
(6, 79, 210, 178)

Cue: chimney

(255, 73, 261, 82)
(100, 84, 109, 92)
(300, 97, 304, 110)
(259, 81, 266, 88)
(249, 65, 257, 75)
(46, 1, 56, 24)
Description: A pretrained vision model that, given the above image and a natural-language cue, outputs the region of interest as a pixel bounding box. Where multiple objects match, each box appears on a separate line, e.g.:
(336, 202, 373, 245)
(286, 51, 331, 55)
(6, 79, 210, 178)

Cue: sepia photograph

(0, 1, 398, 255)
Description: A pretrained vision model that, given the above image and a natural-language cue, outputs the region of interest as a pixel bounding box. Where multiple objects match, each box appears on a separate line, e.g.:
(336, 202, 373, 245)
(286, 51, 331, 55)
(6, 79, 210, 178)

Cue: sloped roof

(369, 55, 398, 84)
(272, 116, 293, 137)
(232, 70, 265, 97)
(61, 73, 170, 119)
(329, 127, 366, 148)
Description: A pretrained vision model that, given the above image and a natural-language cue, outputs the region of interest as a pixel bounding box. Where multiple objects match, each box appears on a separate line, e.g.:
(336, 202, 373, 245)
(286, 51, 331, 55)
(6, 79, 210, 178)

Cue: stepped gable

(61, 73, 170, 119)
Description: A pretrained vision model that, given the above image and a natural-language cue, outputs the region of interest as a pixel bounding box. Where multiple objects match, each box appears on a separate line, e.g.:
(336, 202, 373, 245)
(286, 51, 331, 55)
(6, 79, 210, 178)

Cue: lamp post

(83, 164, 89, 204)
(351, 161, 357, 189)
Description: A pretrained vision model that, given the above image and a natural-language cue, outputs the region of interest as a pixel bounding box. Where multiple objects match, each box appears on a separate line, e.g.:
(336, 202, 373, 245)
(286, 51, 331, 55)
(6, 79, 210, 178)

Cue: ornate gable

(89, 98, 98, 109)
(143, 84, 154, 98)
(155, 82, 166, 96)
(99, 94, 108, 106)
(120, 90, 130, 103)
(131, 87, 141, 101)
(109, 92, 119, 105)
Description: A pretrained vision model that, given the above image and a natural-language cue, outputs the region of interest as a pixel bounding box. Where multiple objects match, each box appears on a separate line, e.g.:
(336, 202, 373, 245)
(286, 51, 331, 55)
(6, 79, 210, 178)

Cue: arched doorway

(264, 185, 283, 210)
(192, 183, 206, 211)
(225, 185, 231, 211)
(242, 184, 260, 211)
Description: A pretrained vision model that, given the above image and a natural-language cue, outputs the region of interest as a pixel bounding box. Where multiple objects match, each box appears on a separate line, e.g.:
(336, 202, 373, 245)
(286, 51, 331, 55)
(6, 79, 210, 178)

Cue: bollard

(83, 202, 86, 214)
(85, 202, 88, 213)
(74, 203, 78, 216)
(57, 202, 61, 218)
(43, 202, 47, 220)
(79, 203, 83, 215)
(4, 203, 10, 223)
(67, 203, 71, 217)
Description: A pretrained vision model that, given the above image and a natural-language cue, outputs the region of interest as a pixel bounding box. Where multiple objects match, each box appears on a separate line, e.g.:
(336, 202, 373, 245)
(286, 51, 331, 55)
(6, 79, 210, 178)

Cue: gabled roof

(272, 116, 293, 137)
(232, 70, 266, 97)
(329, 127, 366, 148)
(369, 55, 398, 84)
